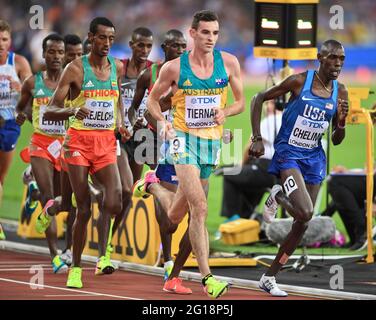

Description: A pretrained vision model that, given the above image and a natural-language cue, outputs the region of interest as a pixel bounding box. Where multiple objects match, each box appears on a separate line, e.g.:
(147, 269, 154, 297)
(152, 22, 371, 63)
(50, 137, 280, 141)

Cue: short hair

(191, 10, 218, 29)
(89, 17, 115, 35)
(320, 39, 343, 53)
(131, 27, 153, 41)
(83, 37, 91, 53)
(42, 33, 64, 52)
(164, 29, 184, 44)
(64, 34, 82, 46)
(0, 20, 11, 33)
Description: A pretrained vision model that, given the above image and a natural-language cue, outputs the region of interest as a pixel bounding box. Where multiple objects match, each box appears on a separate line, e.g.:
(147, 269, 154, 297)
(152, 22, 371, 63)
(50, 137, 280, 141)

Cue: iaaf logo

(191, 97, 217, 104)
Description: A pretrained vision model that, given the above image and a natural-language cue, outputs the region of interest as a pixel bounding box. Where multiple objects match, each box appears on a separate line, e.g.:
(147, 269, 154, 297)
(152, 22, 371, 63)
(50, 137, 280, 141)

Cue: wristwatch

(251, 135, 262, 143)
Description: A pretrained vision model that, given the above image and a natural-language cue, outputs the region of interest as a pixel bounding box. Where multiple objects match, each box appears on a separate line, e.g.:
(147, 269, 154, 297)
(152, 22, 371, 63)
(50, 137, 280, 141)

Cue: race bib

(122, 92, 148, 128)
(288, 115, 328, 149)
(47, 139, 62, 159)
(185, 95, 220, 128)
(83, 99, 115, 129)
(39, 106, 66, 135)
(0, 79, 12, 109)
(169, 137, 185, 154)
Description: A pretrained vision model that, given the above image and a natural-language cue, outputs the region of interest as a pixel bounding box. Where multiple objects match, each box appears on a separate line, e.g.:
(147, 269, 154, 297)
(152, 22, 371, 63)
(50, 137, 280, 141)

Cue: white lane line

(0, 277, 142, 300)
(45, 294, 95, 297)
(0, 267, 94, 271)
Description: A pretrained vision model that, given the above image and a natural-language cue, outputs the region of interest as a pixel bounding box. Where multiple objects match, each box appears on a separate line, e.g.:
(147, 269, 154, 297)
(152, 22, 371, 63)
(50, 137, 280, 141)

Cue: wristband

(251, 135, 263, 143)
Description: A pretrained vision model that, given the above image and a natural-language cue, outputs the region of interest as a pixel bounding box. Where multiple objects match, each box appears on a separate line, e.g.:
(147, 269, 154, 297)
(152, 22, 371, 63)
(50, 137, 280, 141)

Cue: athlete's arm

(15, 54, 32, 83)
(129, 68, 150, 126)
(116, 59, 131, 142)
(222, 53, 245, 119)
(249, 74, 304, 158)
(15, 75, 34, 126)
(44, 62, 83, 120)
(331, 82, 348, 145)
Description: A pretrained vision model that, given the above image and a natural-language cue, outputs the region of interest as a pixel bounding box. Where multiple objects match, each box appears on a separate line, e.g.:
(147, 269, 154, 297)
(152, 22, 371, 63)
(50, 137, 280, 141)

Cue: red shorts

(29, 133, 64, 171)
(63, 128, 117, 174)
(60, 148, 68, 172)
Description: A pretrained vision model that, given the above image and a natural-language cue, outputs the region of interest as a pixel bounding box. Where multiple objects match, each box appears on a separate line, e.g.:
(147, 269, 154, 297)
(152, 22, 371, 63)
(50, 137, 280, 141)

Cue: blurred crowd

(1, 0, 376, 72)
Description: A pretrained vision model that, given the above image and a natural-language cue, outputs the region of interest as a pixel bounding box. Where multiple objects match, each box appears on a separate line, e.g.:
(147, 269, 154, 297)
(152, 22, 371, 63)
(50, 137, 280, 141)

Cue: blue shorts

(0, 119, 21, 152)
(156, 164, 178, 185)
(268, 150, 326, 185)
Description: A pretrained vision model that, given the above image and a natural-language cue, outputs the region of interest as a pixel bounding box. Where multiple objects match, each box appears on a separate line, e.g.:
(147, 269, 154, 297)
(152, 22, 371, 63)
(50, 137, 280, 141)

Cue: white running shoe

(61, 249, 73, 266)
(263, 185, 283, 223)
(259, 274, 288, 297)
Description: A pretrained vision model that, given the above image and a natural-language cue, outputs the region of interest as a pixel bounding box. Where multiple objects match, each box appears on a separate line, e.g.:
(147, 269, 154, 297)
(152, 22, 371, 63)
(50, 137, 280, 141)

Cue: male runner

(133, 29, 192, 294)
(249, 39, 349, 297)
(146, 11, 245, 298)
(43, 17, 128, 288)
(59, 34, 83, 265)
(0, 20, 32, 226)
(16, 33, 68, 273)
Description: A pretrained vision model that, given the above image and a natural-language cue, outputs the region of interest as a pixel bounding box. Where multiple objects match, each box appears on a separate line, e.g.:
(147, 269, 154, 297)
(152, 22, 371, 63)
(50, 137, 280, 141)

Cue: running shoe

(61, 249, 73, 266)
(95, 255, 115, 275)
(203, 276, 229, 299)
(35, 199, 54, 233)
(71, 193, 77, 208)
(132, 170, 160, 198)
(66, 267, 83, 288)
(164, 260, 174, 281)
(25, 181, 39, 216)
(0, 223, 5, 240)
(263, 185, 283, 223)
(105, 244, 113, 260)
(52, 255, 68, 274)
(259, 273, 288, 297)
(163, 277, 192, 295)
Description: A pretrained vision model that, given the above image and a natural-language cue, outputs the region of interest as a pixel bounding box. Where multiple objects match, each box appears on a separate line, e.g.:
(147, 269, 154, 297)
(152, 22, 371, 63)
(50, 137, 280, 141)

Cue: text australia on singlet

(83, 89, 117, 129)
(288, 104, 329, 149)
(184, 88, 223, 128)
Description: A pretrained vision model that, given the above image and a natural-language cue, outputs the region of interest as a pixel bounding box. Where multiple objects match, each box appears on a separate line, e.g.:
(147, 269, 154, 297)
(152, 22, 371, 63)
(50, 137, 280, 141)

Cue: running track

(0, 250, 322, 300)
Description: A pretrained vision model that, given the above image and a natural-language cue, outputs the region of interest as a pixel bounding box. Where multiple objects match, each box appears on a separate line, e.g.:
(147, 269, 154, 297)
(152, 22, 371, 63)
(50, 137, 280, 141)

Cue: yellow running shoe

(52, 255, 68, 274)
(0, 223, 5, 240)
(132, 170, 159, 198)
(95, 256, 115, 275)
(35, 199, 54, 233)
(66, 267, 83, 288)
(203, 276, 229, 299)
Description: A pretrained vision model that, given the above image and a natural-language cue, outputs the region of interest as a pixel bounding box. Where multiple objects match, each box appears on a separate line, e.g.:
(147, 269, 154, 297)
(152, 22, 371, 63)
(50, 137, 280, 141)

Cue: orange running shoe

(163, 277, 192, 295)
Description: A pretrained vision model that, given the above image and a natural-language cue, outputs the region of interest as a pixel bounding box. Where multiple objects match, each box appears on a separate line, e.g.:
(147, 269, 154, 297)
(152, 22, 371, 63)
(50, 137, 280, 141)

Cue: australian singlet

(288, 104, 329, 149)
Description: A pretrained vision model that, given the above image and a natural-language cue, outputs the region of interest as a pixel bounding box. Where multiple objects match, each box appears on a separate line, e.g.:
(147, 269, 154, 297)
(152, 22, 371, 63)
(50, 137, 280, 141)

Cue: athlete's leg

(60, 170, 75, 251)
(169, 164, 210, 277)
(92, 164, 122, 258)
(31, 157, 59, 259)
(112, 148, 133, 237)
(129, 158, 143, 183)
(266, 169, 317, 276)
(67, 164, 91, 267)
(0, 150, 15, 185)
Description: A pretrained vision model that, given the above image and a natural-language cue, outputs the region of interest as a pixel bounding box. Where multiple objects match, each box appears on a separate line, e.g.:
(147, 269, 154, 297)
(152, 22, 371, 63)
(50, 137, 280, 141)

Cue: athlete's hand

(117, 126, 131, 143)
(248, 140, 265, 159)
(158, 120, 175, 140)
(74, 107, 90, 120)
(214, 108, 225, 125)
(133, 117, 146, 132)
(15, 112, 27, 126)
(7, 76, 21, 92)
(337, 99, 349, 123)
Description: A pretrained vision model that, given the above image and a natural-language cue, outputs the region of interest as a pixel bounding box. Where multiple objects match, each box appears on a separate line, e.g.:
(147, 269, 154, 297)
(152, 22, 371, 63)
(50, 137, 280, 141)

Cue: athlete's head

(190, 10, 219, 54)
(129, 27, 153, 64)
(162, 29, 187, 61)
(318, 39, 345, 80)
(42, 33, 65, 71)
(88, 17, 115, 57)
(83, 37, 91, 55)
(0, 20, 12, 58)
(64, 34, 83, 65)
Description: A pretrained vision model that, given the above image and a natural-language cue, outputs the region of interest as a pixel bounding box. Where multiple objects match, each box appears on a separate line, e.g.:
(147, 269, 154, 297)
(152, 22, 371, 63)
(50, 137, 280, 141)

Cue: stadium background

(0, 0, 375, 255)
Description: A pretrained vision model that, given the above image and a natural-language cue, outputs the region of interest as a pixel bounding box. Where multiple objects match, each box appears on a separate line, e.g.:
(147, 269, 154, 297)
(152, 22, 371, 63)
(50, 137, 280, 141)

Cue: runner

(0, 20, 32, 230)
(145, 10, 245, 298)
(133, 29, 192, 294)
(15, 33, 68, 273)
(43, 17, 129, 288)
(249, 39, 348, 296)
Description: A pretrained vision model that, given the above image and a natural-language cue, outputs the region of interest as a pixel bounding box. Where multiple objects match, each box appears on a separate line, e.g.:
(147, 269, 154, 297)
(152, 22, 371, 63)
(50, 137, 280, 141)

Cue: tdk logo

(191, 97, 217, 104)
(302, 119, 325, 129)
(90, 101, 112, 108)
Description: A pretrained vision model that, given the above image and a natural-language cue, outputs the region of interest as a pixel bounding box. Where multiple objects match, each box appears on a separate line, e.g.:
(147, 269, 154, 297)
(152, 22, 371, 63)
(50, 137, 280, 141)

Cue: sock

(164, 260, 174, 269)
